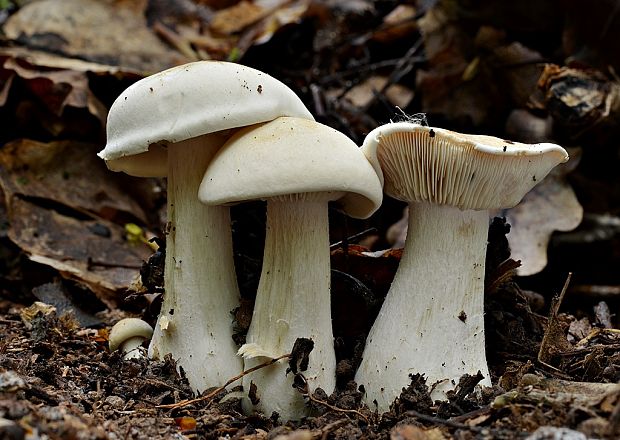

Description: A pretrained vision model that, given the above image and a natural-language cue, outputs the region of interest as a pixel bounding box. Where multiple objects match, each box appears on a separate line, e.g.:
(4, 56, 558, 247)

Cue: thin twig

(330, 228, 377, 250)
(537, 272, 572, 365)
(157, 353, 291, 409)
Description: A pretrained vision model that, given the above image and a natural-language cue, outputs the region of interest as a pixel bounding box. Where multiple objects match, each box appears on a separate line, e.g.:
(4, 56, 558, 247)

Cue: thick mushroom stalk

(98, 61, 315, 393)
(356, 202, 490, 409)
(356, 122, 568, 413)
(239, 194, 338, 420)
(149, 135, 242, 391)
(200, 117, 383, 420)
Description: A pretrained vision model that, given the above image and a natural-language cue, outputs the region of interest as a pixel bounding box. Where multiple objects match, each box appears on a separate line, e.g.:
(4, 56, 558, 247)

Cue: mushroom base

(239, 197, 336, 420)
(355, 202, 491, 413)
(149, 135, 242, 393)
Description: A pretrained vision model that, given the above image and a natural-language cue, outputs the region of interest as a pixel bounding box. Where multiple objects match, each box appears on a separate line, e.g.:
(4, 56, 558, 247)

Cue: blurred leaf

(209, 0, 265, 35)
(3, 0, 187, 73)
(370, 5, 418, 44)
(1, 56, 107, 122)
(340, 75, 414, 109)
(0, 139, 147, 223)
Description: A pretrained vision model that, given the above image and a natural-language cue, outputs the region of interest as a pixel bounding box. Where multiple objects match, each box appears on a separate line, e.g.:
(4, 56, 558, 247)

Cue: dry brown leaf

(0, 139, 147, 224)
(253, 0, 310, 45)
(416, 7, 495, 126)
(536, 64, 620, 134)
(0, 139, 153, 306)
(490, 42, 545, 107)
(7, 197, 148, 307)
(0, 46, 143, 76)
(343, 76, 414, 109)
(371, 5, 418, 43)
(1, 57, 107, 123)
(209, 0, 266, 35)
(3, 0, 186, 73)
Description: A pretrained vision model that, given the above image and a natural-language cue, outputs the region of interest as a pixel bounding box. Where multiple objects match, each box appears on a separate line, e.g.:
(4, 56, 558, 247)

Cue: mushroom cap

(108, 318, 154, 352)
(362, 122, 569, 210)
(199, 117, 383, 219)
(99, 61, 314, 177)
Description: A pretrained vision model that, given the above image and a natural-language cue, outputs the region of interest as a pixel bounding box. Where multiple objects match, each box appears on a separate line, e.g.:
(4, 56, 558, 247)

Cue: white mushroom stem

(120, 336, 149, 360)
(149, 134, 242, 392)
(355, 202, 492, 413)
(239, 194, 337, 420)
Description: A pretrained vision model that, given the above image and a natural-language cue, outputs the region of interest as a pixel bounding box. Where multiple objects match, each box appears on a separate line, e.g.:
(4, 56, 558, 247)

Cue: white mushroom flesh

(239, 193, 338, 420)
(149, 134, 242, 392)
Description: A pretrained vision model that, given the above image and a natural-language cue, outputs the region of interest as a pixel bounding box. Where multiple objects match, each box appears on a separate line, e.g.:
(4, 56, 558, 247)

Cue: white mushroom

(355, 122, 568, 412)
(109, 318, 154, 360)
(98, 61, 314, 393)
(199, 117, 383, 420)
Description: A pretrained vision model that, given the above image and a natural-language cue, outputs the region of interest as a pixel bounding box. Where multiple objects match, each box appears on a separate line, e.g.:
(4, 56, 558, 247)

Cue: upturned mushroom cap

(362, 122, 569, 210)
(199, 117, 383, 219)
(109, 318, 154, 352)
(98, 61, 314, 177)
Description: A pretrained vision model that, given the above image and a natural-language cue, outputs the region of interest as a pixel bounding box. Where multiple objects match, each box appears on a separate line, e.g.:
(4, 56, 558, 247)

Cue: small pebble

(105, 395, 125, 409)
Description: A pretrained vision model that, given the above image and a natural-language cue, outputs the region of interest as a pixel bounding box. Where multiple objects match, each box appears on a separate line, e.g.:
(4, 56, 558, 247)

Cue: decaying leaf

(0, 139, 147, 223)
(253, 0, 310, 46)
(0, 46, 142, 77)
(370, 4, 418, 44)
(502, 149, 583, 276)
(416, 6, 501, 126)
(1, 56, 107, 124)
(489, 42, 545, 107)
(0, 139, 153, 306)
(341, 75, 414, 109)
(3, 0, 186, 73)
(535, 64, 620, 136)
(209, 0, 266, 35)
(19, 301, 56, 330)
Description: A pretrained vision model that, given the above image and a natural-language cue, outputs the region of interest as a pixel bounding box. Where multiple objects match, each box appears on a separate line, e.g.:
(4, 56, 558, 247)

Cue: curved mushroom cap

(199, 117, 383, 219)
(362, 122, 569, 210)
(99, 61, 314, 177)
(109, 318, 154, 352)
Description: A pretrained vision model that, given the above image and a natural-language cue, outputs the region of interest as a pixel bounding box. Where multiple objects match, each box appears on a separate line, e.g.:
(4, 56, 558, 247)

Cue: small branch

(157, 353, 291, 410)
(537, 272, 572, 365)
